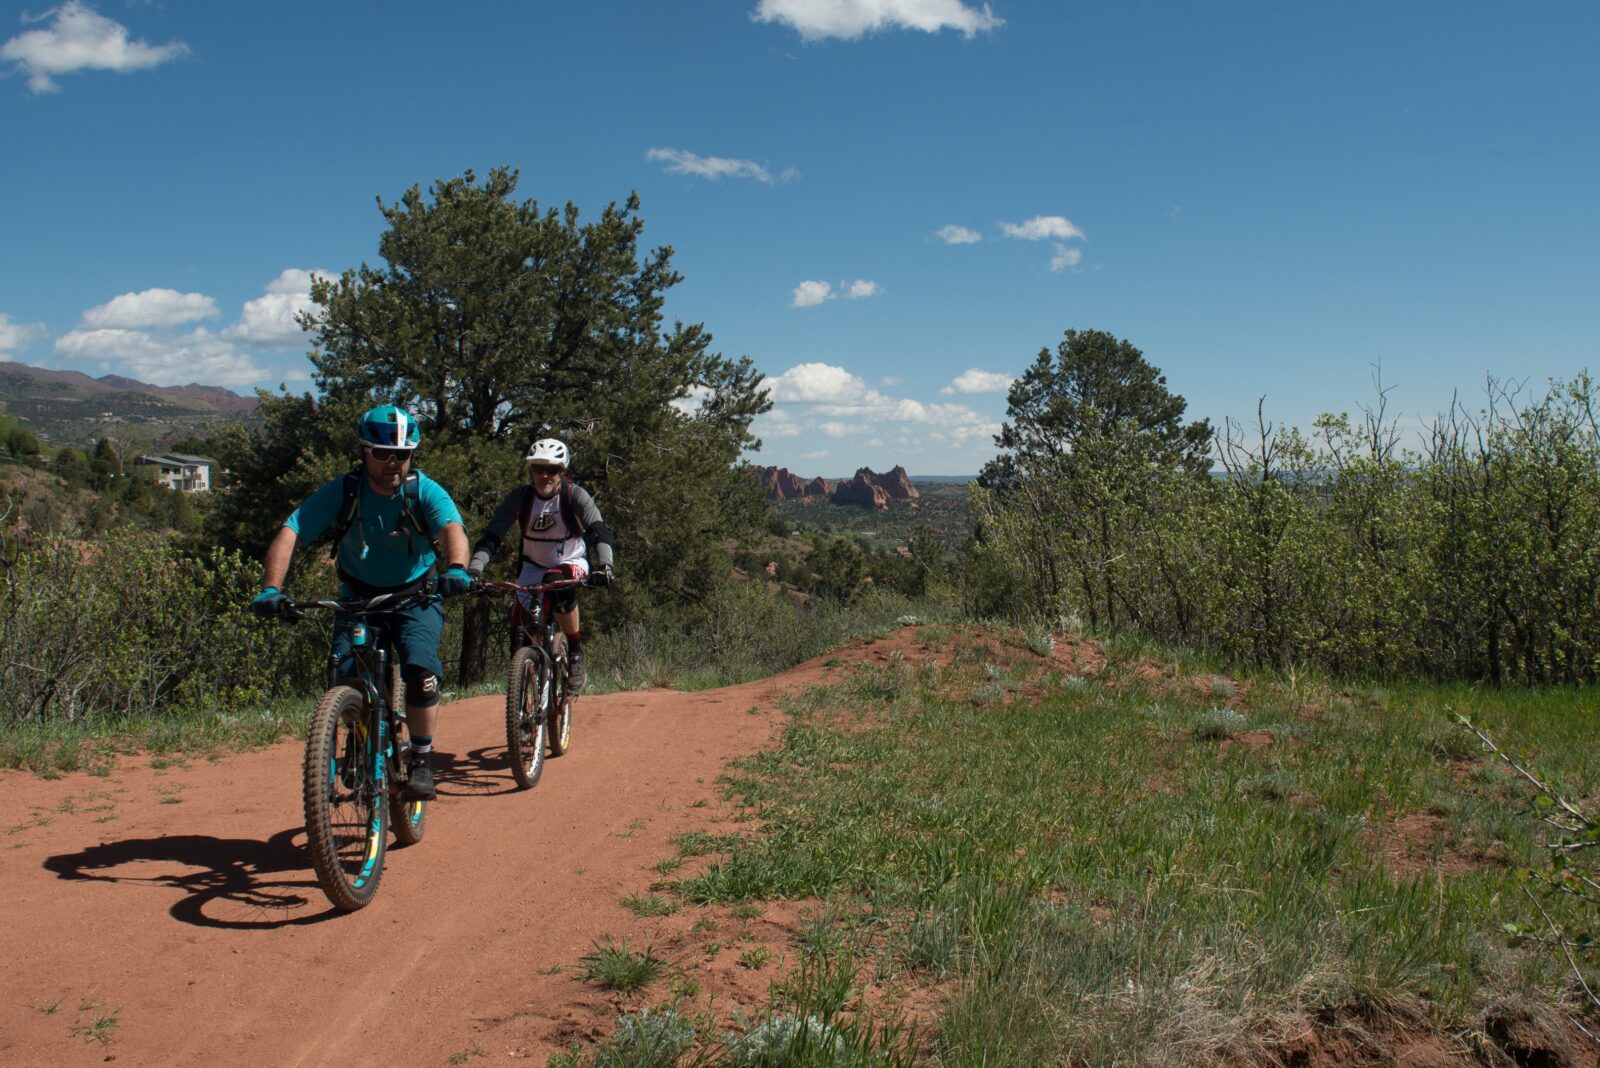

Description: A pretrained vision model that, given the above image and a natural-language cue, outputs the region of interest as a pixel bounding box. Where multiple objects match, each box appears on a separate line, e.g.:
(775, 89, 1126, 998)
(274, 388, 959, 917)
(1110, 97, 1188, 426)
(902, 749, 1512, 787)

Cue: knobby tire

(548, 632, 572, 758)
(303, 685, 389, 911)
(505, 647, 546, 789)
(387, 661, 427, 845)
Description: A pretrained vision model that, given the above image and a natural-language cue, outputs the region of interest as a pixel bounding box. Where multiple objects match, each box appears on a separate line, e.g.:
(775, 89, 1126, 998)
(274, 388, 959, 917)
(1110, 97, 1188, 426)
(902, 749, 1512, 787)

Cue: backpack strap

(559, 481, 580, 535)
(326, 469, 437, 560)
(516, 483, 536, 537)
(396, 470, 437, 556)
(516, 480, 581, 538)
(327, 469, 364, 560)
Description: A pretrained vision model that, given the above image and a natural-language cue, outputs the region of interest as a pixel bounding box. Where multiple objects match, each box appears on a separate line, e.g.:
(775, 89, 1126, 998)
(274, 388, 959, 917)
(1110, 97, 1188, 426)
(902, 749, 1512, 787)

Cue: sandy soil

(0, 640, 885, 1067)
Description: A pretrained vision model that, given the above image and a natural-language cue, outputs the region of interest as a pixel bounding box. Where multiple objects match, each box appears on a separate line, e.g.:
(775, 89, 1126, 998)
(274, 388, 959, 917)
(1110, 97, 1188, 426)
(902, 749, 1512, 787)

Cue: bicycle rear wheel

(504, 647, 546, 789)
(390, 789, 427, 845)
(548, 633, 572, 758)
(303, 685, 389, 911)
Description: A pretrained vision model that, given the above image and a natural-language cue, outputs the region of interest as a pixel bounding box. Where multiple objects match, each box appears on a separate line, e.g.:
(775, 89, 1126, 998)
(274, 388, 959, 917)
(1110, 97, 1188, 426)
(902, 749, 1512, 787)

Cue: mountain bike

(480, 575, 589, 790)
(280, 591, 435, 911)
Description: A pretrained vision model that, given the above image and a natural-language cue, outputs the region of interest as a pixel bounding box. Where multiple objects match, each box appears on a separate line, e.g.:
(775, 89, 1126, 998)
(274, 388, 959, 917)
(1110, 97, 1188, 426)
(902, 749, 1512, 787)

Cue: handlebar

(476, 577, 593, 596)
(279, 590, 440, 622)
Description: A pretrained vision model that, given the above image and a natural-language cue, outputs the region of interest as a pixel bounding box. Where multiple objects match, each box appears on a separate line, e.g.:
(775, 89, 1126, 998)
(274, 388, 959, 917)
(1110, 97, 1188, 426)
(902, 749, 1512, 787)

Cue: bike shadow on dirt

(43, 826, 346, 929)
(432, 745, 523, 798)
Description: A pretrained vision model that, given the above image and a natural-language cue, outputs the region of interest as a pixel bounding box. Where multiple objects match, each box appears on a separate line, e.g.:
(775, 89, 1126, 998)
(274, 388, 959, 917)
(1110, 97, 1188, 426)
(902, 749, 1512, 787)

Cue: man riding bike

(251, 405, 473, 801)
(467, 438, 615, 692)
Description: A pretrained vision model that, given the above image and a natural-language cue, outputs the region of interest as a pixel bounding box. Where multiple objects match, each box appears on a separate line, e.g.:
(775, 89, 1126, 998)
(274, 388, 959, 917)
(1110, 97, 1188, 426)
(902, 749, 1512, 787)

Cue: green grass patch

(660, 626, 1599, 1063)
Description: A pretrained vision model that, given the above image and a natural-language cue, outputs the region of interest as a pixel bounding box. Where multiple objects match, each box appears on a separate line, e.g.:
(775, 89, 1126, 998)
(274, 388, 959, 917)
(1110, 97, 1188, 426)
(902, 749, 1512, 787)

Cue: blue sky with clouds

(3, 1, 1596, 476)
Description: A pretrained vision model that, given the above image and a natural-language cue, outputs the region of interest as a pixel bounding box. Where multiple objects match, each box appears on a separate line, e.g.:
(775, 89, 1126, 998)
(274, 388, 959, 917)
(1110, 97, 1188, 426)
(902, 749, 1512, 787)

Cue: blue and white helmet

(358, 405, 421, 450)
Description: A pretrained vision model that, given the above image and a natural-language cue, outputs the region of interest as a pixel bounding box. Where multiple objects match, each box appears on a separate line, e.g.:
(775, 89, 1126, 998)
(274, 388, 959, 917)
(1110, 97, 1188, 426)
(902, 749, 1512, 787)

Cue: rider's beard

(367, 459, 406, 493)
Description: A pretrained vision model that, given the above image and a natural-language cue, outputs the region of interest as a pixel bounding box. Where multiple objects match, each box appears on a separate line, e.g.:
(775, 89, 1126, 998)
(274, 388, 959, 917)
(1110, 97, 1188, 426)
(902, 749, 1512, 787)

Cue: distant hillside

(0, 362, 259, 447)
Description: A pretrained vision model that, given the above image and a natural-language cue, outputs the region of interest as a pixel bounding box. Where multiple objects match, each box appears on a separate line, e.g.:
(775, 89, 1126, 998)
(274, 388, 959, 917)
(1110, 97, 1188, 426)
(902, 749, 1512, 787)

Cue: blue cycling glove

(251, 587, 287, 619)
(437, 567, 474, 597)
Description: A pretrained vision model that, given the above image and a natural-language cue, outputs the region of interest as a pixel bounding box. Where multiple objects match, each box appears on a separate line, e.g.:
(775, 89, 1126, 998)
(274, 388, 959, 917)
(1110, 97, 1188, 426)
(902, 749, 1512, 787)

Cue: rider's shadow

(433, 746, 522, 798)
(44, 827, 343, 929)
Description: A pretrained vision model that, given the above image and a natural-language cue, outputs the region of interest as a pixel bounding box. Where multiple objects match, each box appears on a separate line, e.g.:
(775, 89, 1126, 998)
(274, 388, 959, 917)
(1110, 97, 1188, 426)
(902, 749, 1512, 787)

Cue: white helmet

(525, 438, 570, 469)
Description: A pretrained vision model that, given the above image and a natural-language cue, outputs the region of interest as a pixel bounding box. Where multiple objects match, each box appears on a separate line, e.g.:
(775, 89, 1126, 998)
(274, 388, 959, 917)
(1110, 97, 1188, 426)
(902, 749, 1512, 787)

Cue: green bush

(973, 373, 1600, 684)
(0, 529, 326, 726)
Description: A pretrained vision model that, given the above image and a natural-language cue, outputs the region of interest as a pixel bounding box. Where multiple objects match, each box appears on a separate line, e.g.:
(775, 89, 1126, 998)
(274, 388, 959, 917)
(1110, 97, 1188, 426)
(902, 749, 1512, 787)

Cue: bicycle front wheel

(504, 647, 546, 789)
(548, 632, 572, 758)
(303, 685, 389, 911)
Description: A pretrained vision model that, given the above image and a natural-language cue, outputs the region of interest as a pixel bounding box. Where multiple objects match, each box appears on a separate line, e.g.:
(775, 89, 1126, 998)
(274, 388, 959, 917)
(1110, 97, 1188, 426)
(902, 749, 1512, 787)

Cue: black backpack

(325, 468, 438, 560)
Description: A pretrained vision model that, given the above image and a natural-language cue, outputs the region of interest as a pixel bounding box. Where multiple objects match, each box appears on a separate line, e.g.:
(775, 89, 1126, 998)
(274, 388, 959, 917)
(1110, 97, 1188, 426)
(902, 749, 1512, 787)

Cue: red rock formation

(873, 465, 919, 500)
(805, 476, 831, 497)
(832, 471, 890, 510)
(756, 465, 808, 500)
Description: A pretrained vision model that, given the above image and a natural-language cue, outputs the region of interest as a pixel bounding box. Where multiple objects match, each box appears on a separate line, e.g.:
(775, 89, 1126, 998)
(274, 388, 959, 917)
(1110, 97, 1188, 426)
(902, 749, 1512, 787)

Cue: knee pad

(402, 664, 441, 708)
(551, 587, 578, 613)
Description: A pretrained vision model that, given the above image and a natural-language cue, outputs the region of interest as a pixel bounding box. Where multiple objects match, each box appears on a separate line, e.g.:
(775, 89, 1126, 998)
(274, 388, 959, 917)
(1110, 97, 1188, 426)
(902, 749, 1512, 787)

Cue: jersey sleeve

(569, 484, 615, 570)
(468, 486, 527, 573)
(283, 476, 344, 543)
(417, 473, 464, 534)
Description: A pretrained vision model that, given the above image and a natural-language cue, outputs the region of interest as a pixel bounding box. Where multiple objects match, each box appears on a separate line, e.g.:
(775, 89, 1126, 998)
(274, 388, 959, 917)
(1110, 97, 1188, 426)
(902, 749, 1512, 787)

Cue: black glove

(588, 564, 613, 588)
(251, 587, 287, 619)
(437, 566, 474, 597)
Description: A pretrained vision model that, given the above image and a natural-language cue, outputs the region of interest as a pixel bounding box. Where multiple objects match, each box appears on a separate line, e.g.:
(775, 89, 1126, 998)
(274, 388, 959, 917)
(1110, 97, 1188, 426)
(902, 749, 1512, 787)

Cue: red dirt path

(0, 641, 895, 1067)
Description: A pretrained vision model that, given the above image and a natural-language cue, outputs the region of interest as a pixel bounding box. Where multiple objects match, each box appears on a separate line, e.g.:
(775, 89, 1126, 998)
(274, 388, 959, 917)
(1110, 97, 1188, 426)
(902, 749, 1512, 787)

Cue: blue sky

(2, 1, 1596, 477)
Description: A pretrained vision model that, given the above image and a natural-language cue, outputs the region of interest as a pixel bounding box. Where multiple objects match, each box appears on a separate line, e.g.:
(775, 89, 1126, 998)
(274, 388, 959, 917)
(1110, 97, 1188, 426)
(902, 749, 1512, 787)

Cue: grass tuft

(579, 939, 666, 994)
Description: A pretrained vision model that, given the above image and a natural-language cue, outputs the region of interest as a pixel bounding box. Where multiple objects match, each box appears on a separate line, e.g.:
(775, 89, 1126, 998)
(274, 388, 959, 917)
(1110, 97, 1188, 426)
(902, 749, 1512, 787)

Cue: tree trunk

(457, 595, 491, 686)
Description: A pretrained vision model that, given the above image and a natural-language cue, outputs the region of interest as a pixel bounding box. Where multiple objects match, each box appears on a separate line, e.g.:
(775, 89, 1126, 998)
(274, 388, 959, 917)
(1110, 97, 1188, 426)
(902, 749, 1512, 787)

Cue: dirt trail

(0, 644, 885, 1067)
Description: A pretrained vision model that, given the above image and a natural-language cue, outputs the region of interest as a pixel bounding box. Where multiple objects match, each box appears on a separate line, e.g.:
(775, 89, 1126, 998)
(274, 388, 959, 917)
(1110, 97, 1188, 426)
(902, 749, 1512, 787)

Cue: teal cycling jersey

(285, 470, 463, 589)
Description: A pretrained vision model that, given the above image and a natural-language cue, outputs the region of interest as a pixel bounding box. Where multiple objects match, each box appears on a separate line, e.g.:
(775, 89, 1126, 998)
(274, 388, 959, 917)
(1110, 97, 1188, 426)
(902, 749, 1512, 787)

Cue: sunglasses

(368, 447, 412, 463)
(528, 464, 563, 477)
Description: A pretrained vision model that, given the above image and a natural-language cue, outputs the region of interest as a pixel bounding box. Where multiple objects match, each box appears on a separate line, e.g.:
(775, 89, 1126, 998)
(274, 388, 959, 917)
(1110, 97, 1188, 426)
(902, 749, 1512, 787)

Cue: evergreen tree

(976, 330, 1213, 627)
(208, 167, 770, 682)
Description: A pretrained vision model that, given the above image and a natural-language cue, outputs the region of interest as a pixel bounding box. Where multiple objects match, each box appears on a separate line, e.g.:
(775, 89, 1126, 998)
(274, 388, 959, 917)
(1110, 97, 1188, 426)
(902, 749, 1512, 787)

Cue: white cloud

(798, 449, 832, 460)
(754, 409, 803, 438)
(645, 147, 796, 184)
(881, 375, 902, 386)
(936, 224, 981, 245)
(753, 0, 1003, 41)
(768, 362, 864, 402)
(223, 268, 333, 346)
(54, 326, 263, 386)
(82, 288, 218, 329)
(670, 384, 713, 416)
(2, 1, 188, 94)
(791, 278, 880, 307)
(789, 280, 830, 307)
(768, 361, 998, 435)
(1049, 245, 1083, 272)
(1001, 215, 1085, 241)
(940, 368, 1014, 395)
(756, 360, 1002, 469)
(0, 312, 47, 353)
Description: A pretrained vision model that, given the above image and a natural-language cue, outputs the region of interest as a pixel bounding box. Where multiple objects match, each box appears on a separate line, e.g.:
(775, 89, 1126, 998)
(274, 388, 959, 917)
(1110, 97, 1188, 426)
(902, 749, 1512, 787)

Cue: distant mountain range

(0, 362, 258, 447)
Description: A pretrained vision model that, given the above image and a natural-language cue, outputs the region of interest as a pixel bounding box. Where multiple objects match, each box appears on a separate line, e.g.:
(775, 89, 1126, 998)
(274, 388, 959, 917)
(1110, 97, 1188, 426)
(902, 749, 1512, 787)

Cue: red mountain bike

(480, 576, 588, 789)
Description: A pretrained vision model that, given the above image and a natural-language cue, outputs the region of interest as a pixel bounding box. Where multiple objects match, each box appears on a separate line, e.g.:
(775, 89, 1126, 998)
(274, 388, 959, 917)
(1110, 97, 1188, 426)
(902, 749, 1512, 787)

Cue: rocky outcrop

(831, 471, 890, 510)
(756, 464, 914, 508)
(758, 466, 807, 500)
(756, 466, 832, 502)
(874, 465, 918, 500)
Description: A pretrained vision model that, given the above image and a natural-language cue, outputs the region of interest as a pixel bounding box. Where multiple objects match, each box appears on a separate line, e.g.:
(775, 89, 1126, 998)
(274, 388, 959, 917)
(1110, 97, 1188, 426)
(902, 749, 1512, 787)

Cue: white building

(136, 453, 213, 493)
